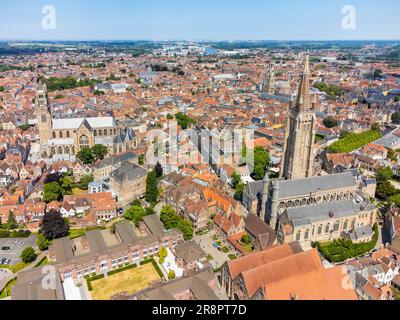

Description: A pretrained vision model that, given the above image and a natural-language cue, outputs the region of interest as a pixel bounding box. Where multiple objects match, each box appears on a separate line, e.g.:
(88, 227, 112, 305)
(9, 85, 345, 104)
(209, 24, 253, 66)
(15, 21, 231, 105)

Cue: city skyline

(1, 0, 400, 41)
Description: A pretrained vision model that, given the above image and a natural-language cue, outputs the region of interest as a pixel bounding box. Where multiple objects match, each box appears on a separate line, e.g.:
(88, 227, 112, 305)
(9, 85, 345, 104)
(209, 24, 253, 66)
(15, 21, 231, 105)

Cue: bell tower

(280, 55, 317, 180)
(35, 79, 52, 156)
(263, 60, 276, 95)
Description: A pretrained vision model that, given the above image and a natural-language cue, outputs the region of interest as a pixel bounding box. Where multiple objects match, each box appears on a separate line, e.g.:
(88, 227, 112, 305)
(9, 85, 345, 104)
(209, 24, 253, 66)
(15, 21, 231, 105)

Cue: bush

(315, 224, 379, 263)
(20, 247, 37, 263)
(0, 229, 31, 238)
(168, 270, 176, 280)
(107, 263, 137, 276)
(86, 274, 105, 291)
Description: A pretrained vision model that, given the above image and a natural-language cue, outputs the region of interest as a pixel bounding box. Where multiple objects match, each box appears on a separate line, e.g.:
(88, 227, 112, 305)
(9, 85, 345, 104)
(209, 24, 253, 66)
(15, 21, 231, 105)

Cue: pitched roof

(264, 266, 358, 300)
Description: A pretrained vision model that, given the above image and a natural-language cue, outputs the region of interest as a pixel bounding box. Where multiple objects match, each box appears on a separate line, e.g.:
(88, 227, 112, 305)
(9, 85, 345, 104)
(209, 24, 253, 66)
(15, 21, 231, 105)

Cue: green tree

(387, 148, 397, 162)
(373, 69, 383, 78)
(371, 123, 381, 132)
(124, 205, 146, 227)
(376, 181, 397, 199)
(92, 144, 108, 161)
(77, 147, 95, 164)
(167, 114, 174, 120)
(155, 162, 163, 178)
(231, 172, 241, 189)
(20, 247, 37, 263)
(323, 116, 339, 128)
(43, 182, 62, 203)
(241, 234, 252, 245)
(168, 270, 176, 280)
(37, 234, 51, 252)
(234, 182, 245, 201)
(39, 210, 70, 240)
(145, 171, 159, 205)
(77, 175, 94, 190)
(60, 176, 73, 196)
(158, 247, 168, 264)
(160, 205, 180, 229)
(6, 211, 18, 230)
(393, 112, 400, 124)
(178, 219, 194, 241)
(252, 147, 271, 180)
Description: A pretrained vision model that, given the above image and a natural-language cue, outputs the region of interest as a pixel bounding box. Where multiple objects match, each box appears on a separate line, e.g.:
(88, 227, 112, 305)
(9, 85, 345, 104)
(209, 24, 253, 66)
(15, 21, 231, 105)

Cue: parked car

(0, 258, 6, 264)
(1, 246, 10, 251)
(3, 259, 11, 265)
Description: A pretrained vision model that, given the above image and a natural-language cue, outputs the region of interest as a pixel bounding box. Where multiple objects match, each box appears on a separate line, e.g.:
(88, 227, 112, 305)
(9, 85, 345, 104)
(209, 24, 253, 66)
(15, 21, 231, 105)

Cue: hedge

(140, 258, 164, 279)
(0, 229, 31, 238)
(86, 274, 105, 291)
(314, 224, 379, 263)
(107, 263, 137, 276)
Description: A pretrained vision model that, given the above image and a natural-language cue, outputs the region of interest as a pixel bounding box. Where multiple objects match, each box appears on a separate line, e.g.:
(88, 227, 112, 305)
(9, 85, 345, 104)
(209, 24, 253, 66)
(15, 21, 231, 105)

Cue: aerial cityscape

(1, 0, 400, 304)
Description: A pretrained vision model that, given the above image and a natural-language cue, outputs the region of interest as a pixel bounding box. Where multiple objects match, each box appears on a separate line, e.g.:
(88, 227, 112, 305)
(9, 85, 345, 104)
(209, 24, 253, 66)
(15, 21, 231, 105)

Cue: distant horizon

(1, 39, 400, 43)
(1, 0, 399, 41)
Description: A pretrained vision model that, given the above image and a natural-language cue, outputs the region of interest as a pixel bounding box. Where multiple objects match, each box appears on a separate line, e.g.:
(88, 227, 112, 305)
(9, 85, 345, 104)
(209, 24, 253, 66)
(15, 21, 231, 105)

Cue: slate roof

(276, 171, 357, 199)
(110, 163, 147, 182)
(52, 117, 116, 130)
(287, 199, 375, 228)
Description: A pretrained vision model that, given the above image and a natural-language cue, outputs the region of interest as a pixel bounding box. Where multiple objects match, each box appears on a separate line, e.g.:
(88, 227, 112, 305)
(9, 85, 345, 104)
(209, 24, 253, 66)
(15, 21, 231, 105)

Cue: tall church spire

(279, 54, 317, 180)
(295, 54, 311, 112)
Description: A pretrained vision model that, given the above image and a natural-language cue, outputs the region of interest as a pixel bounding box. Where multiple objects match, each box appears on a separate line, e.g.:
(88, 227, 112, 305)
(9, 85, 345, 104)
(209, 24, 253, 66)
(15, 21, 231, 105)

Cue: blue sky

(0, 0, 399, 40)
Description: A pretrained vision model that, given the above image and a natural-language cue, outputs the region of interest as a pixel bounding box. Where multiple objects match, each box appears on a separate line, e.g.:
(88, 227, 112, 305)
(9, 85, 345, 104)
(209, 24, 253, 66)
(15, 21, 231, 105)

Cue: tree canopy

(39, 210, 70, 240)
(251, 147, 271, 180)
(20, 247, 37, 264)
(328, 130, 382, 154)
(145, 171, 159, 205)
(323, 116, 339, 128)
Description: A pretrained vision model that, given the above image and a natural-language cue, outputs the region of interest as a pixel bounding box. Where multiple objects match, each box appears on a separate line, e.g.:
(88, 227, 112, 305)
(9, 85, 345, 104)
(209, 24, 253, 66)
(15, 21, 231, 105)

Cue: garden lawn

(90, 264, 160, 300)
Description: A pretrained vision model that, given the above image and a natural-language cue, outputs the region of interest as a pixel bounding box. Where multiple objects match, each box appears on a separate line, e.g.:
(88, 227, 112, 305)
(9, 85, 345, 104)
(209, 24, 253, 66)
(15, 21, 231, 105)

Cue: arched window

(126, 144, 130, 151)
(103, 129, 107, 136)
(52, 131, 56, 139)
(94, 130, 97, 137)
(333, 221, 340, 232)
(79, 135, 89, 149)
(65, 146, 70, 154)
(72, 146, 75, 154)
(51, 147, 56, 155)
(114, 129, 117, 135)
(58, 147, 63, 154)
(113, 146, 117, 154)
(325, 224, 330, 234)
(99, 130, 103, 136)
(119, 145, 122, 153)
(110, 129, 113, 135)
(59, 131, 63, 138)
(318, 225, 323, 235)
(304, 229, 310, 240)
(343, 220, 348, 230)
(296, 231, 302, 241)
(66, 131, 70, 138)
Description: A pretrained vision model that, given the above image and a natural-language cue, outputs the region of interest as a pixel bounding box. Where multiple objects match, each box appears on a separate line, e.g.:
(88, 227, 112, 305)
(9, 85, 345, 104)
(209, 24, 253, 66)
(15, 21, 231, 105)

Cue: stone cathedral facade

(35, 79, 138, 161)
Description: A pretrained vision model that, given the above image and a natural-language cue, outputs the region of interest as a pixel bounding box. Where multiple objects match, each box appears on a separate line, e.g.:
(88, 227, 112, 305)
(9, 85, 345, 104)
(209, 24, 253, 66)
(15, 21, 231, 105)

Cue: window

(296, 231, 302, 241)
(79, 135, 89, 149)
(343, 220, 348, 230)
(52, 132, 56, 139)
(333, 221, 340, 232)
(66, 131, 70, 138)
(304, 229, 310, 240)
(59, 131, 63, 138)
(325, 224, 330, 234)
(318, 225, 323, 235)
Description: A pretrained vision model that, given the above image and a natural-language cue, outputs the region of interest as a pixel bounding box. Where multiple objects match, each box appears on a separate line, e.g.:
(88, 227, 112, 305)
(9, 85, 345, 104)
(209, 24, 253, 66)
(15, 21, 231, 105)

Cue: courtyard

(90, 264, 161, 300)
